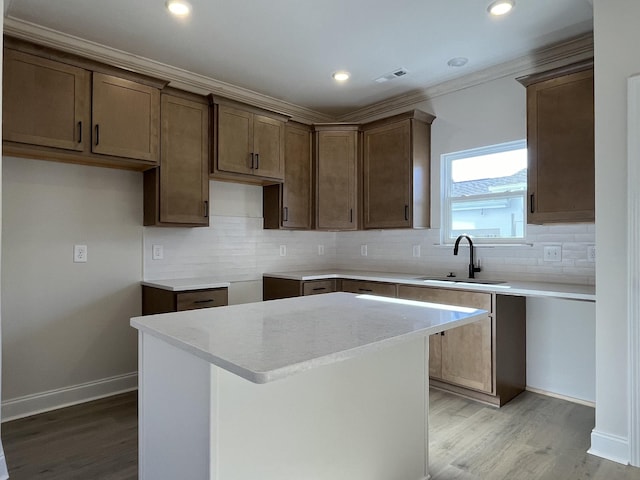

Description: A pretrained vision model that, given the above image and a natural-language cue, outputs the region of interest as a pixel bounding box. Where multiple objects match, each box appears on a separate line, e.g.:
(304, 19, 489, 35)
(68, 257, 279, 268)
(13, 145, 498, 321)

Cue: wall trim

(338, 33, 594, 123)
(589, 430, 630, 465)
(1, 372, 138, 422)
(3, 16, 593, 125)
(627, 74, 640, 467)
(2, 16, 334, 125)
(525, 386, 595, 408)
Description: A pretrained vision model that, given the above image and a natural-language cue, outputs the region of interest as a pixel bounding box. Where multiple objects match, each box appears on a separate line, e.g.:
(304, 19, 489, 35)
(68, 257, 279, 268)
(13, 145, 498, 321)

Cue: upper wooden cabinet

(263, 122, 313, 229)
(3, 48, 90, 152)
(361, 110, 435, 229)
(517, 60, 594, 224)
(314, 124, 360, 231)
(2, 38, 165, 171)
(144, 90, 210, 227)
(211, 98, 287, 184)
(92, 73, 160, 162)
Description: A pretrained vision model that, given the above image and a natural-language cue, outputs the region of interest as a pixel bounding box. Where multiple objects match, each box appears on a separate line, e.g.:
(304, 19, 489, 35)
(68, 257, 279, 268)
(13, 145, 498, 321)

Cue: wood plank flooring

(2, 389, 639, 479)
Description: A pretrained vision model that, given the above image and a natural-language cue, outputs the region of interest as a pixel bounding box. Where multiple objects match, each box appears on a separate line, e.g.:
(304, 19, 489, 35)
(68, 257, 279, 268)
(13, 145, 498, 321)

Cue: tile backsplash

(144, 182, 595, 286)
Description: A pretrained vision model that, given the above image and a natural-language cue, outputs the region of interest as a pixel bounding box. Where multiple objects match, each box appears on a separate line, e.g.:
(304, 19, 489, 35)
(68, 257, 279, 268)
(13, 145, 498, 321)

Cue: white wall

(590, 0, 640, 464)
(1, 157, 142, 419)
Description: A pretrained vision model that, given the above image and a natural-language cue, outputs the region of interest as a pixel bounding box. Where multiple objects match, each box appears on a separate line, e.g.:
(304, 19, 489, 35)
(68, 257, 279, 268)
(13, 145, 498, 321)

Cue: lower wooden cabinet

(340, 279, 397, 297)
(397, 284, 526, 406)
(142, 286, 228, 315)
(263, 276, 338, 300)
(263, 275, 525, 406)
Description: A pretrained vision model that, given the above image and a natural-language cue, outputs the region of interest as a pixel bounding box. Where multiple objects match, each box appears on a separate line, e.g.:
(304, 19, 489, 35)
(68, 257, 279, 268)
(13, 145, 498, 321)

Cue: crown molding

(2, 16, 334, 124)
(3, 16, 592, 125)
(338, 32, 594, 123)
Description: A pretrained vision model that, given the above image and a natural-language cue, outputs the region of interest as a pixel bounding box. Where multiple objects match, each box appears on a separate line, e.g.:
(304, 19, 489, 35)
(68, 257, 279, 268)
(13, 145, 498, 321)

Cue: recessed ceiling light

(447, 57, 469, 67)
(332, 71, 350, 82)
(166, 0, 192, 17)
(487, 0, 514, 16)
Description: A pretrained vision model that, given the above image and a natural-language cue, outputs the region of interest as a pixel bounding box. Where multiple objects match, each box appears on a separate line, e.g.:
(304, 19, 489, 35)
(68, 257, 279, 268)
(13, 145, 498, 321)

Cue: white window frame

(441, 139, 527, 245)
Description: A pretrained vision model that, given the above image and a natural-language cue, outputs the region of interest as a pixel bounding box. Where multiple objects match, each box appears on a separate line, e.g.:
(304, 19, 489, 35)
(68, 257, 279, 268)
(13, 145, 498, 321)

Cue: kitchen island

(131, 292, 487, 480)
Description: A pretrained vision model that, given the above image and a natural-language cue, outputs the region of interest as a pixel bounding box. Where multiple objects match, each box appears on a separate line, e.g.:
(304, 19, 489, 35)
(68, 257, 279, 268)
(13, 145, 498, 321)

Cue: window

(442, 140, 527, 244)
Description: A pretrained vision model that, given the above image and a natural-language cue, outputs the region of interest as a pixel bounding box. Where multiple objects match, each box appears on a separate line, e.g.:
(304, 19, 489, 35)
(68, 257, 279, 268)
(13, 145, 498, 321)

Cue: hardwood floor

(2, 392, 137, 480)
(1, 389, 639, 479)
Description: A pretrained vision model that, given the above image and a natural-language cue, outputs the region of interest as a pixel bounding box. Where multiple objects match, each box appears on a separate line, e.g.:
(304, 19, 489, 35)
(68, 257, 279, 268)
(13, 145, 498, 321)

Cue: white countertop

(131, 292, 487, 384)
(264, 269, 596, 302)
(142, 277, 231, 292)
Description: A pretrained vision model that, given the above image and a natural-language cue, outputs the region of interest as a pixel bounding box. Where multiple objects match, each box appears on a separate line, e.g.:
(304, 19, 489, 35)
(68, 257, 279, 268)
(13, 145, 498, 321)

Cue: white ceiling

(4, 0, 594, 117)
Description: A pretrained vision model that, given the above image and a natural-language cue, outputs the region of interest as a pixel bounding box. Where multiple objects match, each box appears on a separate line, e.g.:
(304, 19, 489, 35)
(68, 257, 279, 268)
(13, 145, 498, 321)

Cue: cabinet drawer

(397, 285, 491, 312)
(341, 280, 397, 297)
(176, 289, 228, 311)
(302, 280, 336, 296)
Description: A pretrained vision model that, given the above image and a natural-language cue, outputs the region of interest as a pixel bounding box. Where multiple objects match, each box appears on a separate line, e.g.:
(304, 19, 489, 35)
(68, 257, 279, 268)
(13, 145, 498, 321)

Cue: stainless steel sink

(414, 276, 507, 285)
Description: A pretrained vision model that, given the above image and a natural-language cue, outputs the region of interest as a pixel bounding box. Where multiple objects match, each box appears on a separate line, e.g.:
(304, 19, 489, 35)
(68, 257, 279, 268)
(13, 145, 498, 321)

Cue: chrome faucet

(453, 234, 481, 279)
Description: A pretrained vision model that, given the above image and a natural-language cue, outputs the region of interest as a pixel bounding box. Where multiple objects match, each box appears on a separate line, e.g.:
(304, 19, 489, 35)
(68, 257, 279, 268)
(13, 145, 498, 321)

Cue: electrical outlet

(412, 245, 421, 257)
(587, 246, 596, 262)
(360, 244, 368, 256)
(318, 245, 325, 256)
(279, 245, 287, 256)
(152, 244, 164, 260)
(543, 245, 562, 262)
(73, 244, 87, 263)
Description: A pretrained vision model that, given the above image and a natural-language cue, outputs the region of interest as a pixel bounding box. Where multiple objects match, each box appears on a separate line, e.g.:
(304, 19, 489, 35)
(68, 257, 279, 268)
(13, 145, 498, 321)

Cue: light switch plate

(360, 245, 368, 256)
(279, 245, 286, 256)
(412, 245, 421, 257)
(318, 245, 325, 256)
(543, 245, 562, 262)
(587, 246, 596, 262)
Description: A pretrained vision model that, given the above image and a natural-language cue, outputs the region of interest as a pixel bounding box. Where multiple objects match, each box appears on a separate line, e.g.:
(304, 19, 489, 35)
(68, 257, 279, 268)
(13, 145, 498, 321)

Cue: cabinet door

(441, 317, 493, 393)
(341, 280, 397, 297)
(3, 49, 89, 151)
(282, 123, 312, 228)
(527, 69, 594, 223)
(216, 105, 253, 175)
(158, 94, 209, 225)
(363, 120, 412, 228)
(302, 280, 336, 296)
(92, 73, 160, 162)
(316, 130, 358, 230)
(396, 285, 493, 393)
(253, 114, 285, 180)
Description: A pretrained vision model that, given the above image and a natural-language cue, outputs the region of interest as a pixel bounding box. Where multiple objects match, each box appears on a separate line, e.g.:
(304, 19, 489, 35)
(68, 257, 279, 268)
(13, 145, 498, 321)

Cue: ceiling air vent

(375, 68, 409, 83)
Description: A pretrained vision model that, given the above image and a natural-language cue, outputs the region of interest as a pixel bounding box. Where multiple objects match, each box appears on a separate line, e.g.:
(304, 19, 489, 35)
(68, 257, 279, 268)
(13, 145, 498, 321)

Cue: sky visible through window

(452, 148, 527, 182)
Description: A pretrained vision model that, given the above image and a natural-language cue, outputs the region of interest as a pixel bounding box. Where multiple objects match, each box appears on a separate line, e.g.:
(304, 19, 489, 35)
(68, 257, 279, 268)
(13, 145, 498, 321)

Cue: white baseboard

(525, 386, 595, 408)
(589, 430, 629, 465)
(1, 372, 138, 422)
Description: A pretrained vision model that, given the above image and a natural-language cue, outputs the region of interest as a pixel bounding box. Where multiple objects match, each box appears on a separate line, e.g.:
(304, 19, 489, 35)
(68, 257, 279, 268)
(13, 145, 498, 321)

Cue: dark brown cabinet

(2, 38, 164, 171)
(517, 61, 594, 224)
(361, 110, 434, 229)
(341, 279, 397, 297)
(263, 276, 338, 300)
(263, 122, 313, 229)
(212, 99, 287, 183)
(144, 90, 210, 226)
(314, 125, 360, 230)
(142, 286, 228, 315)
(92, 73, 160, 162)
(397, 284, 526, 406)
(3, 48, 90, 152)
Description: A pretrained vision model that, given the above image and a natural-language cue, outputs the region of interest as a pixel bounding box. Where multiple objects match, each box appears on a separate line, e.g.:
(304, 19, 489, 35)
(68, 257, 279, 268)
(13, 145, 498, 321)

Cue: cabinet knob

(255, 153, 260, 169)
(204, 200, 209, 218)
(530, 193, 535, 214)
(250, 153, 255, 169)
(78, 121, 82, 144)
(95, 124, 100, 146)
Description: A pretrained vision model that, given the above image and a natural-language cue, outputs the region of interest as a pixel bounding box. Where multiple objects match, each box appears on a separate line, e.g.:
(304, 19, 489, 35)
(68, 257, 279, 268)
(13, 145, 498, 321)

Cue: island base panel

(138, 332, 431, 480)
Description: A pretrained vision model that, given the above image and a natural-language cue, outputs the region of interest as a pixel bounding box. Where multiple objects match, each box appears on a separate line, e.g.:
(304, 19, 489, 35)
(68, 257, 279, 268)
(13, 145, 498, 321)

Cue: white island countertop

(131, 292, 486, 384)
(264, 269, 596, 301)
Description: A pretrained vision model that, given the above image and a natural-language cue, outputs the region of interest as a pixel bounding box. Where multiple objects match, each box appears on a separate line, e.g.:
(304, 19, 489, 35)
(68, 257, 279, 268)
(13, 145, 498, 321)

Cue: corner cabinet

(263, 122, 313, 229)
(211, 98, 287, 184)
(361, 110, 435, 229)
(517, 60, 594, 224)
(144, 90, 210, 226)
(314, 124, 360, 230)
(2, 38, 165, 171)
